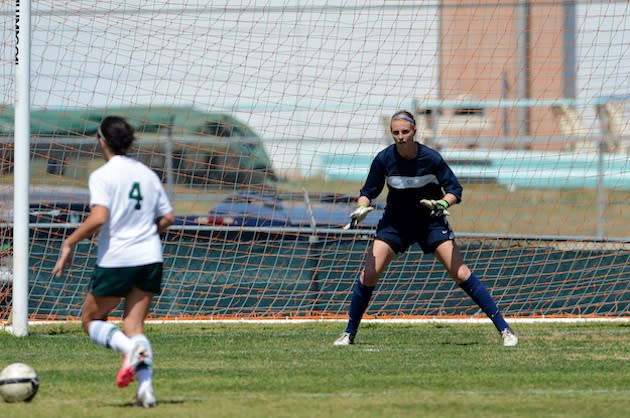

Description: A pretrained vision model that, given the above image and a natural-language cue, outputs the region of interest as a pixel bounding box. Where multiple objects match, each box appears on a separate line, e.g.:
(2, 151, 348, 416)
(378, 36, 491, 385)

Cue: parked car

(175, 191, 383, 229)
(0, 186, 91, 244)
(0, 186, 90, 225)
(0, 106, 277, 186)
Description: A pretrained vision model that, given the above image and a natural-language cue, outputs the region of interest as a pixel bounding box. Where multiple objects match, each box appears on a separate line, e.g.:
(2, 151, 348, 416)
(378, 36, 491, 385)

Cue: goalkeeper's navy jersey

(360, 142, 463, 224)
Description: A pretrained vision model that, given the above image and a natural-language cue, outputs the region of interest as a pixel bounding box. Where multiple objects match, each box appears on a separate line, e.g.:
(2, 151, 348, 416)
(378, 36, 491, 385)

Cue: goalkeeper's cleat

(135, 384, 157, 408)
(333, 332, 355, 346)
(501, 328, 518, 347)
(117, 343, 151, 388)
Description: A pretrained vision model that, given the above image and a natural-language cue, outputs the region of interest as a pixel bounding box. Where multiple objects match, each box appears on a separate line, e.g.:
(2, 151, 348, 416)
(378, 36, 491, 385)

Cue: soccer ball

(0, 363, 39, 402)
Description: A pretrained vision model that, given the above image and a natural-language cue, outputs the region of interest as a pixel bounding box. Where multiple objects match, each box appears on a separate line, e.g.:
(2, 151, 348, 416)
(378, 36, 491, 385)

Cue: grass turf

(2, 321, 630, 417)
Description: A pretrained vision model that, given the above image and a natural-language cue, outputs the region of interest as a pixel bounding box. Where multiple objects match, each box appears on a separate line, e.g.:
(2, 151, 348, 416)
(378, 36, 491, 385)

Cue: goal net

(1, 1, 629, 322)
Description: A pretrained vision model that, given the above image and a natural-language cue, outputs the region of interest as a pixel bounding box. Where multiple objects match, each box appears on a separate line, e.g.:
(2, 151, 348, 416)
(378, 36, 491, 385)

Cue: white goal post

(10, 0, 32, 337)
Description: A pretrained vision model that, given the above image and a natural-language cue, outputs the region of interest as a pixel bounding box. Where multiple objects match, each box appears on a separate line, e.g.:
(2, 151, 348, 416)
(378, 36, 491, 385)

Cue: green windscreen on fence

(5, 227, 628, 321)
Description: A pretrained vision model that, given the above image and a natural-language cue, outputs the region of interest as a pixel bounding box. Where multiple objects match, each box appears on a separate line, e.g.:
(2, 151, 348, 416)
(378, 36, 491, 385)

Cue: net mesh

(0, 1, 628, 321)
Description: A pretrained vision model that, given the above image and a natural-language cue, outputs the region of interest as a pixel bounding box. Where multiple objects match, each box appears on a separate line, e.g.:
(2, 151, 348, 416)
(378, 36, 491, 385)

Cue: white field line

(6, 316, 630, 328)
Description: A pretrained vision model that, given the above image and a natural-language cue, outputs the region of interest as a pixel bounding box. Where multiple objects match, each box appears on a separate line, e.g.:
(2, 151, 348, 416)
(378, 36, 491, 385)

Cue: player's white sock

(130, 334, 153, 384)
(87, 320, 133, 354)
(135, 363, 153, 385)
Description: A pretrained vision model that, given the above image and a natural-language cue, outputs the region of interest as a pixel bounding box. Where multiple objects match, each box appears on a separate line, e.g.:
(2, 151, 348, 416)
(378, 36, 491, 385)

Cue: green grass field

(2, 321, 630, 417)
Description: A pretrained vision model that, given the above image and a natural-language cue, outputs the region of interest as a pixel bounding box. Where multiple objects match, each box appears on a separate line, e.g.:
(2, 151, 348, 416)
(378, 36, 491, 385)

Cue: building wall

(440, 0, 570, 143)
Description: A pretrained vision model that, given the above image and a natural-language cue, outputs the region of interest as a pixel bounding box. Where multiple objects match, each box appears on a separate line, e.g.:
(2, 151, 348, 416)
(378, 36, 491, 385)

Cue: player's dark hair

(391, 110, 416, 126)
(97, 116, 135, 155)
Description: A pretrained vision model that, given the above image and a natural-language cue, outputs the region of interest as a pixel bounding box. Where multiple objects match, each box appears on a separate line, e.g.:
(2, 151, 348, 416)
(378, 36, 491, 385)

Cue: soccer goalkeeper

(334, 110, 517, 347)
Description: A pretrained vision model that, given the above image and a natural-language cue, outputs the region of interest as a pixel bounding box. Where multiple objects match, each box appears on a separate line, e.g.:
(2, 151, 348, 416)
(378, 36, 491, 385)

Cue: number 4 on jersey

(129, 182, 143, 209)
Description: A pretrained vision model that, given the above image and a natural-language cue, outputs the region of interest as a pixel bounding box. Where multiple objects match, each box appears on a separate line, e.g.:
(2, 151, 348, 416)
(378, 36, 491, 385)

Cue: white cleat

(333, 332, 355, 346)
(136, 385, 157, 408)
(501, 328, 518, 347)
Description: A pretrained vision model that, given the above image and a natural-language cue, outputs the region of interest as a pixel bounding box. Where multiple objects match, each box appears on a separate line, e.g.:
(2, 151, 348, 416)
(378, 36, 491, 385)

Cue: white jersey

(88, 155, 173, 267)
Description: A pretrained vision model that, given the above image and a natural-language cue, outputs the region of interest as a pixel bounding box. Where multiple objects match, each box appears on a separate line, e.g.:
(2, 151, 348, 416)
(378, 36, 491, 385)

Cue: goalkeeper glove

(345, 204, 374, 229)
(420, 199, 450, 217)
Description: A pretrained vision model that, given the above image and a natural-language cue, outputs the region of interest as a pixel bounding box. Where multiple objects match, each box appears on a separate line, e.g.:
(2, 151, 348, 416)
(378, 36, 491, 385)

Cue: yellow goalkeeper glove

(345, 204, 374, 229)
(420, 199, 450, 217)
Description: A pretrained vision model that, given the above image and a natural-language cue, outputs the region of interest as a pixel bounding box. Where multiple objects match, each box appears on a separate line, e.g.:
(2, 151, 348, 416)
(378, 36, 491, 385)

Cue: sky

(1, 1, 629, 141)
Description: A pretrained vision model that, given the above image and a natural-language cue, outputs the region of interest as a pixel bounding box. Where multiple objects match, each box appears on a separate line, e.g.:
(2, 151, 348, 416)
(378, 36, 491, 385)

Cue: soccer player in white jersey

(52, 116, 175, 408)
(333, 110, 518, 347)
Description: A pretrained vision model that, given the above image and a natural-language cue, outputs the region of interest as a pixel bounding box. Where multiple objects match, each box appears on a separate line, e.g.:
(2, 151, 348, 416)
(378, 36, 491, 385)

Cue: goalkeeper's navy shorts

(90, 262, 163, 297)
(375, 216, 455, 254)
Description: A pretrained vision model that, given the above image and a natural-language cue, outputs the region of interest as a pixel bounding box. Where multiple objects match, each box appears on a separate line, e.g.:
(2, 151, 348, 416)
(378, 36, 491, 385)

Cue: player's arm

(440, 193, 459, 207)
(356, 195, 371, 207)
(420, 154, 463, 216)
(51, 205, 108, 276)
(156, 211, 175, 234)
(435, 155, 463, 205)
(344, 154, 385, 229)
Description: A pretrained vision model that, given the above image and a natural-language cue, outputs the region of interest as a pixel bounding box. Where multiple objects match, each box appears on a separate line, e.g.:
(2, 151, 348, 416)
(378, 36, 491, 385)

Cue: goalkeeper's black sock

(346, 278, 375, 335)
(459, 273, 510, 333)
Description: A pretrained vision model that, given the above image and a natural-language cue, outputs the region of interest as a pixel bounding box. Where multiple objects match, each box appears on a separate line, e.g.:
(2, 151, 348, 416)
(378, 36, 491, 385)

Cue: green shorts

(90, 263, 163, 297)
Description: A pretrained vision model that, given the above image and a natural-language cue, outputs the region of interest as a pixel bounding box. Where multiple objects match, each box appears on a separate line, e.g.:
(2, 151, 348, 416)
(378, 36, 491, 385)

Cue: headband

(391, 113, 416, 125)
(97, 125, 109, 144)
